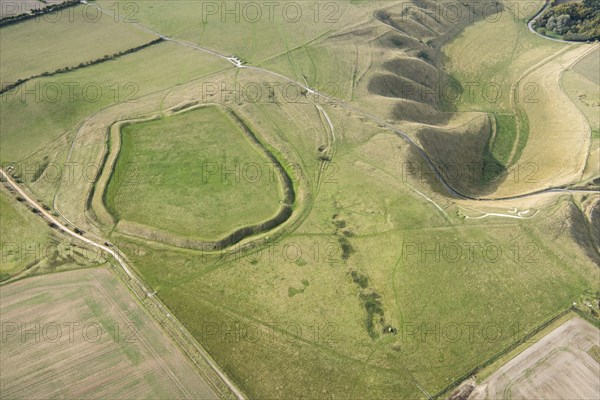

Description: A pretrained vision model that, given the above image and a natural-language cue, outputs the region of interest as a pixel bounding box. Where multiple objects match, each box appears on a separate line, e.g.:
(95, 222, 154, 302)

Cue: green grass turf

(104, 106, 282, 240)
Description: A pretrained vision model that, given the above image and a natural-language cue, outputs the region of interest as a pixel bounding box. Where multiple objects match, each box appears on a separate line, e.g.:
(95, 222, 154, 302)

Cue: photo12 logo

(1, 81, 139, 104)
(398, 320, 526, 345)
(396, 1, 543, 25)
(1, 241, 106, 266)
(199, 160, 338, 186)
(3, 161, 140, 186)
(1, 321, 138, 344)
(401, 240, 539, 264)
(0, 1, 140, 24)
(224, 240, 343, 265)
(199, 81, 338, 104)
(200, 1, 344, 24)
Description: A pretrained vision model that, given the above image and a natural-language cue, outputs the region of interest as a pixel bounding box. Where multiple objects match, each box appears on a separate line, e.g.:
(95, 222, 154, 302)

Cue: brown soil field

(0, 268, 219, 399)
(470, 317, 600, 400)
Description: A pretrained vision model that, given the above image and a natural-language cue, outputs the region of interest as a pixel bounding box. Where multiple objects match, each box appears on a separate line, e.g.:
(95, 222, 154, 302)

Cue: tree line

(0, 0, 83, 27)
(533, 0, 600, 41)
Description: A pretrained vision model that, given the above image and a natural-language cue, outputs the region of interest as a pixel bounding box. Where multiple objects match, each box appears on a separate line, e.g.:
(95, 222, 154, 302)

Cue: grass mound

(391, 100, 451, 125)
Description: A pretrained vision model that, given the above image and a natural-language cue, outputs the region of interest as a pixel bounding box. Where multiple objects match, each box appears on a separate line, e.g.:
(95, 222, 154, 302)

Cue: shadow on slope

(413, 114, 508, 197)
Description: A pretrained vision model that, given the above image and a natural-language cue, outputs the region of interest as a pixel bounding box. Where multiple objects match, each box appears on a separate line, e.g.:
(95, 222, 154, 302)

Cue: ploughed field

(0, 268, 219, 399)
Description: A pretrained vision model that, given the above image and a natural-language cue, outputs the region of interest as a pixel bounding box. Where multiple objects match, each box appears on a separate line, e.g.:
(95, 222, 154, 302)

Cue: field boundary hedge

(0, 38, 164, 94)
(0, 0, 81, 27)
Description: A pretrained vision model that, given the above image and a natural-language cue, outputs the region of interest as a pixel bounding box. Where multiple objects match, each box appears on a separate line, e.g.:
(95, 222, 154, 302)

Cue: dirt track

(470, 317, 600, 400)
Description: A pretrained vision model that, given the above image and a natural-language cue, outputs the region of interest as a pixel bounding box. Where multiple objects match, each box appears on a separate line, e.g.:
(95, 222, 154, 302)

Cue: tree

(583, 0, 600, 13)
(555, 14, 572, 34)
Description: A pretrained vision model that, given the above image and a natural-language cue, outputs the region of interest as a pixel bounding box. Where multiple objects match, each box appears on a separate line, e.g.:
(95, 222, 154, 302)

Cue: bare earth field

(470, 317, 600, 400)
(0, 268, 219, 400)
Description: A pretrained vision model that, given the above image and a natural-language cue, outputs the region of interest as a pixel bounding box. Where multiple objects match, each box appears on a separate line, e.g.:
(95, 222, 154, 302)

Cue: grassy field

(105, 105, 283, 241)
(110, 100, 599, 399)
(0, 4, 157, 86)
(562, 46, 600, 181)
(96, 0, 369, 64)
(562, 48, 600, 137)
(2, 0, 599, 399)
(512, 44, 594, 193)
(0, 40, 230, 164)
(0, 186, 105, 281)
(0, 267, 219, 399)
(0, 188, 52, 278)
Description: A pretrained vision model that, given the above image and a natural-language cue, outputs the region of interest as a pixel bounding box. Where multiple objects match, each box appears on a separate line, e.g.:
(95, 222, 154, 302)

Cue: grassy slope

(443, 0, 564, 165)
(0, 4, 156, 85)
(105, 106, 282, 240)
(0, 189, 51, 276)
(490, 113, 516, 165)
